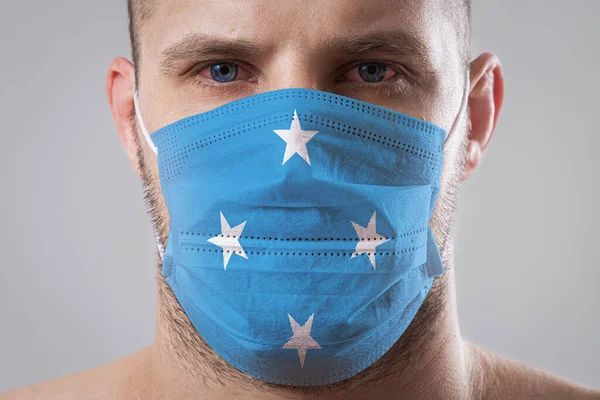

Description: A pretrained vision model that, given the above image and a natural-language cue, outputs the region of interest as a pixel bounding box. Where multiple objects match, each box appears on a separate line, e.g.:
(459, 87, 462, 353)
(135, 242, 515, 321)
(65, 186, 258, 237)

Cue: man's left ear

(462, 52, 505, 181)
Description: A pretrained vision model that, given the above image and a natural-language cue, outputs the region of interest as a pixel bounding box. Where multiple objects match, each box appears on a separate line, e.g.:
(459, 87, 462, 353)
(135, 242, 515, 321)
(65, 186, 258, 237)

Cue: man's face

(134, 0, 470, 257)
(105, 0, 503, 386)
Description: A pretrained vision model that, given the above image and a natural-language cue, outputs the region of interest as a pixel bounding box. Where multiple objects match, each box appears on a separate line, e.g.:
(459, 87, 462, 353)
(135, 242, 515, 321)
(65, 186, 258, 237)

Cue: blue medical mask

(133, 83, 468, 386)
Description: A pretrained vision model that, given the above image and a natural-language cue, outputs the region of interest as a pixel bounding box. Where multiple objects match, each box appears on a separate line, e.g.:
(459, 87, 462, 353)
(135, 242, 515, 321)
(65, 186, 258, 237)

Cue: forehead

(141, 0, 458, 72)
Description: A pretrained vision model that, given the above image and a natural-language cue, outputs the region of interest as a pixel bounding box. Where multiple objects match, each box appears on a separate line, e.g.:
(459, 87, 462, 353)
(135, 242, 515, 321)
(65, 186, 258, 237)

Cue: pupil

(210, 63, 238, 82)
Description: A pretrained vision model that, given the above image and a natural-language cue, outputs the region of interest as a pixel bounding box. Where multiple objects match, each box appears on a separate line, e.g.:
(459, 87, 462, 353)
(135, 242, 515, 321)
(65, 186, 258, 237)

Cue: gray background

(1, 0, 598, 393)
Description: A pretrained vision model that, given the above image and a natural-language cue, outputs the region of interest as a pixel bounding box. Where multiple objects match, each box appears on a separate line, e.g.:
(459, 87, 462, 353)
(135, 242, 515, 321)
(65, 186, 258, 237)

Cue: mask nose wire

(443, 70, 471, 150)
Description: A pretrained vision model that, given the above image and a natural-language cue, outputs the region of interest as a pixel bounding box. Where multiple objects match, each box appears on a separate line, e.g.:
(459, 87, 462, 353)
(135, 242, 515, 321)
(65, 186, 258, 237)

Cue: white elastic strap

(133, 88, 158, 155)
(443, 70, 471, 149)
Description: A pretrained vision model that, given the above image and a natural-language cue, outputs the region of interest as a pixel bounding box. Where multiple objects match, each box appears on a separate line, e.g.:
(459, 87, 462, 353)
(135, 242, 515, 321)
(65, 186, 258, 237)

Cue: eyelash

(189, 59, 409, 92)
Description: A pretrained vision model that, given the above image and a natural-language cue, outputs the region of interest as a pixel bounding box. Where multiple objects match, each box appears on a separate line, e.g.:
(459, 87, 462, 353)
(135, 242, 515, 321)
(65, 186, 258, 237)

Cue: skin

(3, 0, 600, 399)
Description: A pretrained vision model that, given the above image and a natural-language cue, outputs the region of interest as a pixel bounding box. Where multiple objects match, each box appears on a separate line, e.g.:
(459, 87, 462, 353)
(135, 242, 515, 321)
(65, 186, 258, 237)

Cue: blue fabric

(152, 88, 446, 386)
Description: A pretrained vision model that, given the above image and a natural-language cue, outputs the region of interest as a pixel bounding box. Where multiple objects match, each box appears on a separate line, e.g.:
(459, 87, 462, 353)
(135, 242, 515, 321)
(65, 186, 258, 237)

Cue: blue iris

(358, 63, 387, 83)
(210, 63, 238, 82)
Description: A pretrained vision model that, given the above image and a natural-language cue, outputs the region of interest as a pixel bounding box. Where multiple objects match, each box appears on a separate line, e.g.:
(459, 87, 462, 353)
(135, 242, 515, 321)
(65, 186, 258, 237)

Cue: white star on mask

(282, 313, 322, 368)
(273, 109, 319, 165)
(351, 211, 390, 270)
(207, 211, 248, 270)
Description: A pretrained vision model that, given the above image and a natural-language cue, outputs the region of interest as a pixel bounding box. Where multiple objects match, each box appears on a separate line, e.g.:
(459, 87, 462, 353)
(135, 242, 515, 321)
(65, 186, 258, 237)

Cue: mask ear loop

(132, 83, 159, 155)
(132, 75, 165, 260)
(443, 70, 471, 150)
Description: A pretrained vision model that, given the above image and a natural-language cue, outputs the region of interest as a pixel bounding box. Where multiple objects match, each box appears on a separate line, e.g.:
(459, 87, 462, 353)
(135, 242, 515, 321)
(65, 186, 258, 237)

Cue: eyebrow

(157, 30, 433, 76)
(318, 30, 432, 64)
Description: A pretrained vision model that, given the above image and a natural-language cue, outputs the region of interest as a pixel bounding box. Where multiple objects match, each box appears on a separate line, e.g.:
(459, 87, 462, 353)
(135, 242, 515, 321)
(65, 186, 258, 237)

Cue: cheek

(413, 70, 467, 134)
(425, 88, 458, 131)
(385, 86, 450, 130)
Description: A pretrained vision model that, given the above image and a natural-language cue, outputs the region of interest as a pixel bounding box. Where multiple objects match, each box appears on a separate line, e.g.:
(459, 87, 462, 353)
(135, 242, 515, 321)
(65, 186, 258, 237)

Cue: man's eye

(196, 61, 397, 85)
(345, 62, 397, 83)
(198, 62, 243, 83)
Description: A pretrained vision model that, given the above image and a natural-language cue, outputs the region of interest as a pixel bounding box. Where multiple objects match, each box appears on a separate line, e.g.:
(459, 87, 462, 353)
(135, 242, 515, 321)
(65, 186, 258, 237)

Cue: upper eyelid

(344, 61, 401, 75)
(195, 60, 255, 78)
(196, 60, 247, 72)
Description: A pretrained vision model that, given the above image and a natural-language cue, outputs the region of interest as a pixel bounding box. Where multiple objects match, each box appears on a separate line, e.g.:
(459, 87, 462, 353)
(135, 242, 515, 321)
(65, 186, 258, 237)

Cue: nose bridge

(263, 46, 331, 93)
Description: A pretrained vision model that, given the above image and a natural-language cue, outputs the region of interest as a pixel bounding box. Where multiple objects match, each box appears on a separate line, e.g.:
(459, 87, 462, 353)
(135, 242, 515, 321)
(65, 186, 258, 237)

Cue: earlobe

(462, 140, 482, 180)
(105, 57, 142, 178)
(461, 52, 505, 181)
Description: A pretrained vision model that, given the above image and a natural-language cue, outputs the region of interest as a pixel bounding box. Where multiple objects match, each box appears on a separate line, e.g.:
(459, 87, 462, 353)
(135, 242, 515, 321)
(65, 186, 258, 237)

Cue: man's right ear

(106, 57, 142, 178)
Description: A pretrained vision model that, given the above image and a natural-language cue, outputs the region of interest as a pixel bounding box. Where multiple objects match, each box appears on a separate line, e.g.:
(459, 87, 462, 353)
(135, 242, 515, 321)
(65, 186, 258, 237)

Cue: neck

(147, 259, 478, 400)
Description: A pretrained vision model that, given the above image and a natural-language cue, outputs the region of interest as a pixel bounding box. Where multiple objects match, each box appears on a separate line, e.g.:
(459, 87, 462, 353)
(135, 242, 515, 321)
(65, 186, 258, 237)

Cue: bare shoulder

(468, 342, 600, 400)
(1, 347, 152, 400)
